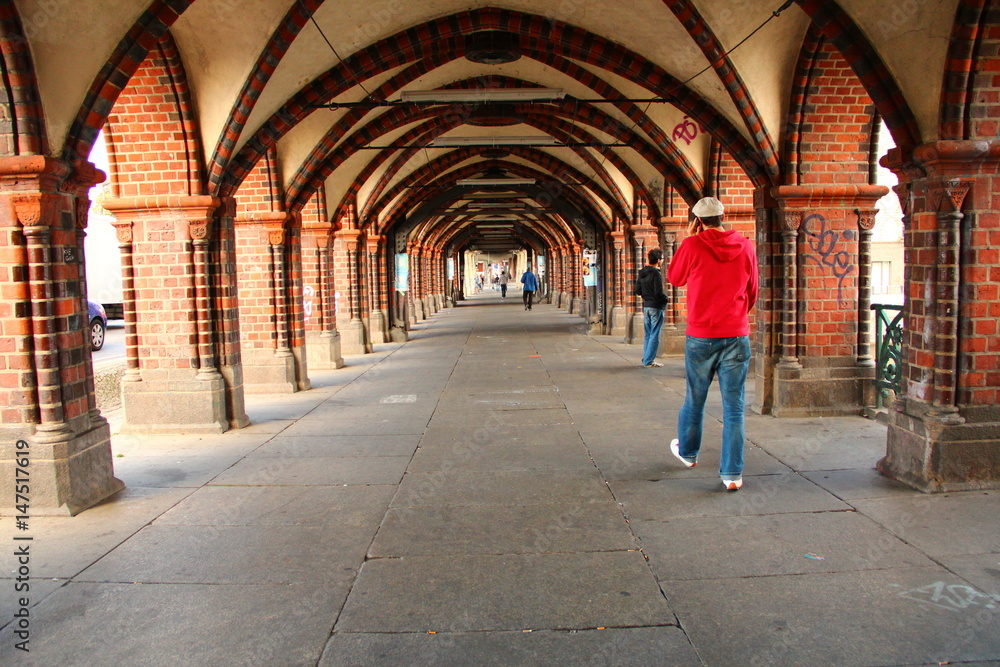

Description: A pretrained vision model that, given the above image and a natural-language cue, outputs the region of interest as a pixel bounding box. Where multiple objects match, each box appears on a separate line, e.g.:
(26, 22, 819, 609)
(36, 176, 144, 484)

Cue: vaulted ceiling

(16, 0, 958, 251)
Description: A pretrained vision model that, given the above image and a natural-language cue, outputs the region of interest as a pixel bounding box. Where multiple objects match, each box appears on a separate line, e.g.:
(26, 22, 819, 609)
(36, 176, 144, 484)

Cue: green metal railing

(871, 303, 904, 408)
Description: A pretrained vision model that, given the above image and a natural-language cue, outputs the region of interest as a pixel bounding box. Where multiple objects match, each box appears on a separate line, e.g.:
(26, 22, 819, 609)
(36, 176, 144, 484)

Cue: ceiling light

(456, 177, 536, 186)
(400, 88, 564, 104)
(433, 137, 558, 147)
(467, 203, 525, 209)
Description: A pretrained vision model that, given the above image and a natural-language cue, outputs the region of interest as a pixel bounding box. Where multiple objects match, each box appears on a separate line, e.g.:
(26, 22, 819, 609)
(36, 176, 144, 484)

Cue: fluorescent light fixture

(401, 88, 565, 103)
(433, 137, 558, 147)
(456, 177, 536, 186)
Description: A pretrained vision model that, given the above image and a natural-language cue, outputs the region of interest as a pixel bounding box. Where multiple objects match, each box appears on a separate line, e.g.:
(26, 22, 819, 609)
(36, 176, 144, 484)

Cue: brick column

(103, 194, 239, 432)
(855, 208, 877, 368)
(302, 221, 344, 370)
(410, 244, 426, 322)
(878, 140, 1000, 491)
(0, 156, 124, 514)
(548, 245, 562, 308)
(660, 212, 687, 355)
(233, 212, 300, 393)
(367, 235, 388, 344)
(768, 184, 888, 417)
(334, 227, 370, 355)
(608, 230, 628, 337)
(629, 222, 659, 344)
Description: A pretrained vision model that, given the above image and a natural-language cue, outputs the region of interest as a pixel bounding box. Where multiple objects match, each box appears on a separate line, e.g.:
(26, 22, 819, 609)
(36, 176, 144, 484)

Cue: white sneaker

(721, 476, 743, 491)
(670, 439, 697, 467)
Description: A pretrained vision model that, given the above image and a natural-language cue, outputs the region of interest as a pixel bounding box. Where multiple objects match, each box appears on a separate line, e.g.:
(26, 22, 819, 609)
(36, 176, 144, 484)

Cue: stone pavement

(2, 291, 999, 666)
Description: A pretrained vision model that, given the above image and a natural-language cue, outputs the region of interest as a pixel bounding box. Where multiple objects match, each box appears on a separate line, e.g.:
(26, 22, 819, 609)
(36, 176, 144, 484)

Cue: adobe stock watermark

(11, 439, 33, 653)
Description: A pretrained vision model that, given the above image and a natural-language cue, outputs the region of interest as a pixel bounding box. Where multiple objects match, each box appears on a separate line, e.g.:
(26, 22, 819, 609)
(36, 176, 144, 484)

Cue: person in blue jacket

(520, 266, 539, 310)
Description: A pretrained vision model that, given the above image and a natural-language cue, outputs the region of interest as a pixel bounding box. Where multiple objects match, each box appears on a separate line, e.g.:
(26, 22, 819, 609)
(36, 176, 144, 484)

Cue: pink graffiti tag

(672, 116, 700, 145)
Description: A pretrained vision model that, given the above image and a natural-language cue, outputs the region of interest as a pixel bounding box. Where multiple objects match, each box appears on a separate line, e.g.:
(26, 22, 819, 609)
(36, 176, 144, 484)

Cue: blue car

(88, 300, 107, 351)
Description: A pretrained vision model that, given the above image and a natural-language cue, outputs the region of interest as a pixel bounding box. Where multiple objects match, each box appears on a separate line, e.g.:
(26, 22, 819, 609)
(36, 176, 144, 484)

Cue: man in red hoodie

(667, 196, 758, 491)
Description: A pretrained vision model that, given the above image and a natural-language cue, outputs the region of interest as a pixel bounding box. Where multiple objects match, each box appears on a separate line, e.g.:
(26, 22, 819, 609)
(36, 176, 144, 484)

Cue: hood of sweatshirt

(637, 265, 659, 279)
(695, 228, 746, 262)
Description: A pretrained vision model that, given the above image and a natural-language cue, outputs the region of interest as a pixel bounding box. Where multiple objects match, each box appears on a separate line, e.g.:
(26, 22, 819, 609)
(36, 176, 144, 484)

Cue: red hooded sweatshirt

(667, 227, 758, 338)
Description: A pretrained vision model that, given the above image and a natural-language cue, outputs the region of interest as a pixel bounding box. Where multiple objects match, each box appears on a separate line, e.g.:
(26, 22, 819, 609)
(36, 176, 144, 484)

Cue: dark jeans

(501, 284, 507, 297)
(523, 290, 534, 309)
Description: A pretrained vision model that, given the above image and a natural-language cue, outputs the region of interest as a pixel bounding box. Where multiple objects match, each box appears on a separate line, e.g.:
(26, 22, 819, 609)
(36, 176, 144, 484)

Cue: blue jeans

(642, 307, 664, 366)
(676, 335, 751, 477)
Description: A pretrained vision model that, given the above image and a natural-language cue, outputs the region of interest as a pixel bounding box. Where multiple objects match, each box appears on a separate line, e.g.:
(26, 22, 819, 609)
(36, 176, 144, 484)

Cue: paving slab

(427, 408, 576, 428)
(392, 469, 613, 508)
(0, 578, 64, 629)
(0, 582, 347, 666)
(612, 473, 851, 520)
(801, 467, 920, 500)
(634, 510, 935, 581)
(0, 486, 192, 579)
(418, 424, 586, 450)
(435, 390, 567, 412)
(667, 567, 1000, 666)
(746, 414, 887, 471)
(585, 436, 792, 481)
(279, 416, 429, 437)
(320, 626, 699, 667)
(369, 502, 636, 557)
(78, 524, 372, 585)
(407, 440, 594, 473)
(936, 553, 1000, 598)
(851, 491, 1000, 556)
(209, 455, 411, 486)
(154, 484, 395, 527)
(300, 402, 439, 424)
(336, 551, 674, 633)
(248, 434, 420, 458)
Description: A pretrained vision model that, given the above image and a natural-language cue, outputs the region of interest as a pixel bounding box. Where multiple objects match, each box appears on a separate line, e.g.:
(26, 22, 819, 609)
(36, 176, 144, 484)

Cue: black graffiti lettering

(802, 213, 855, 305)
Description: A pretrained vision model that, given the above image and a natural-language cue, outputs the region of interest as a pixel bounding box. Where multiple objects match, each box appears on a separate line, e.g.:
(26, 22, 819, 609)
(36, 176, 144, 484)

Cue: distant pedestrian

(634, 247, 668, 368)
(667, 196, 758, 491)
(520, 267, 538, 310)
(499, 270, 509, 298)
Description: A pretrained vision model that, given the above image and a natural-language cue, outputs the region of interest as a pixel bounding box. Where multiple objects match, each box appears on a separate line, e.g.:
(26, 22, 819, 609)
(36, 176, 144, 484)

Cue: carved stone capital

(112, 221, 134, 244)
(189, 220, 211, 241)
(855, 208, 878, 231)
(267, 228, 286, 246)
(779, 209, 803, 232)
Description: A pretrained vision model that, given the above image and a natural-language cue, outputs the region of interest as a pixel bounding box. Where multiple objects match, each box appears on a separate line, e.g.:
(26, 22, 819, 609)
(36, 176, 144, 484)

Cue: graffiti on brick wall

(802, 213, 855, 306)
(302, 285, 315, 322)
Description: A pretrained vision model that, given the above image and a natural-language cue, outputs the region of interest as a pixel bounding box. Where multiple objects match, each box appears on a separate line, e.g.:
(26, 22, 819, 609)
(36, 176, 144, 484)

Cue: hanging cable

(588, 0, 796, 198)
(305, 3, 375, 99)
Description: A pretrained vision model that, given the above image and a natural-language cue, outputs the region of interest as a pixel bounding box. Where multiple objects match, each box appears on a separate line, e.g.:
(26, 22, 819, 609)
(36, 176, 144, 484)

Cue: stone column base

(414, 298, 426, 321)
(660, 329, 686, 355)
(218, 364, 251, 429)
(242, 350, 299, 394)
(878, 405, 1000, 492)
(609, 306, 628, 338)
(629, 312, 644, 345)
(568, 296, 579, 314)
(368, 311, 387, 345)
(771, 360, 874, 417)
(1, 420, 125, 516)
(307, 331, 345, 369)
(389, 326, 409, 342)
(339, 318, 371, 355)
(120, 372, 229, 434)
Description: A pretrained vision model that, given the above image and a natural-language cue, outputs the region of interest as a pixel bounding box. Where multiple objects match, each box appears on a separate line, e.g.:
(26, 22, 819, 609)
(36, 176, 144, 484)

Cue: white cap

(691, 197, 724, 218)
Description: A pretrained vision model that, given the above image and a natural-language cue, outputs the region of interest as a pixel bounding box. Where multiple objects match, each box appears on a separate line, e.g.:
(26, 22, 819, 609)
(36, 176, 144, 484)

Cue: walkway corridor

(3, 295, 1000, 665)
